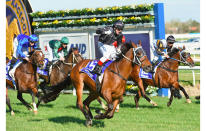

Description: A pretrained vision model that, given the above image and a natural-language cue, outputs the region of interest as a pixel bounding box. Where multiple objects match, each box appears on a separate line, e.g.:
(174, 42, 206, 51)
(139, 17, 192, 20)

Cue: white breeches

(13, 37, 28, 58)
(98, 42, 117, 63)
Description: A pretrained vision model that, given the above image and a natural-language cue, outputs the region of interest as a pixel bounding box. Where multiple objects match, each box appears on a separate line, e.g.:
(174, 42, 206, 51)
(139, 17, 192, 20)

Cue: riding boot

(91, 64, 103, 75)
(8, 57, 17, 72)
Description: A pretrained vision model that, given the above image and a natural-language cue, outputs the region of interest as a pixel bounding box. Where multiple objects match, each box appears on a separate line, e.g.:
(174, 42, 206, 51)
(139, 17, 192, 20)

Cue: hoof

(186, 99, 192, 103)
(136, 107, 140, 110)
(115, 109, 119, 112)
(167, 103, 171, 107)
(33, 110, 38, 115)
(29, 108, 33, 111)
(94, 114, 105, 120)
(11, 111, 15, 116)
(85, 119, 92, 127)
(150, 101, 158, 106)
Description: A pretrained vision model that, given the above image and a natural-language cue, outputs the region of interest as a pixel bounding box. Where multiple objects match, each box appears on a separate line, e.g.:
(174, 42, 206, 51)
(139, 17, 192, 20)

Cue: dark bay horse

(38, 47, 83, 104)
(132, 46, 195, 108)
(70, 41, 152, 126)
(6, 49, 44, 114)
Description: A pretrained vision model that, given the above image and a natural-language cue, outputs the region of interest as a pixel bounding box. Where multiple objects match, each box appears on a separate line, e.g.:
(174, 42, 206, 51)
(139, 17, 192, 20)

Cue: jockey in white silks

(91, 20, 126, 75)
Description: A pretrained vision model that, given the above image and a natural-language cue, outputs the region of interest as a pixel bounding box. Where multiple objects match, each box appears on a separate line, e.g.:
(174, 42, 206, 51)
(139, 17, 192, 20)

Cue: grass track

(6, 90, 200, 131)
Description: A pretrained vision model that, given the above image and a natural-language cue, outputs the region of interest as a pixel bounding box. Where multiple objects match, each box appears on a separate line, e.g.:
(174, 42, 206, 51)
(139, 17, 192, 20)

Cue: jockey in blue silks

(8, 34, 39, 72)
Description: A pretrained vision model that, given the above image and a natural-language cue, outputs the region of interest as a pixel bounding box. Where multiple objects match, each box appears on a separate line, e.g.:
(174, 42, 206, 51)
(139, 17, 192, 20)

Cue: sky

(29, 0, 200, 22)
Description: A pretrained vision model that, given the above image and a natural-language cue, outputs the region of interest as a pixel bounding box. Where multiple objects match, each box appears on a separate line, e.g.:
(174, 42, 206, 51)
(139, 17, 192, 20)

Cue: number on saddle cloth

(139, 62, 162, 79)
(80, 60, 113, 82)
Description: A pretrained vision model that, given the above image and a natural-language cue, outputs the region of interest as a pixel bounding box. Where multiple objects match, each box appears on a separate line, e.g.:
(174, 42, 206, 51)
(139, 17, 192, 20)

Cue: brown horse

(70, 41, 152, 126)
(6, 49, 44, 114)
(132, 46, 195, 108)
(37, 47, 83, 104)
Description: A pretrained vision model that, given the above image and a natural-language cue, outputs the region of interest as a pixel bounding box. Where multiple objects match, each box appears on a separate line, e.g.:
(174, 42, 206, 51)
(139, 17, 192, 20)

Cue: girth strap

(107, 68, 127, 81)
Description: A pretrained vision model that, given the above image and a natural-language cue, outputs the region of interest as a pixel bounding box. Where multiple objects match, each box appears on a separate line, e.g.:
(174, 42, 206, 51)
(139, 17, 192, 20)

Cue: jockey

(45, 37, 69, 71)
(152, 35, 176, 68)
(91, 20, 126, 75)
(8, 34, 39, 72)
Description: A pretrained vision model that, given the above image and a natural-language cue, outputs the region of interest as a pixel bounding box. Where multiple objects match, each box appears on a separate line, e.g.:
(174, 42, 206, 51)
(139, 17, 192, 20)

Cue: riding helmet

(113, 20, 124, 30)
(166, 35, 176, 43)
(29, 34, 38, 43)
(61, 37, 69, 44)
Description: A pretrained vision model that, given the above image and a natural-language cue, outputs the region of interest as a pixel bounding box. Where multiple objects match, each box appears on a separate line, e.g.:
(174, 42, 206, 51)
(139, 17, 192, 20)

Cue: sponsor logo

(6, 0, 31, 35)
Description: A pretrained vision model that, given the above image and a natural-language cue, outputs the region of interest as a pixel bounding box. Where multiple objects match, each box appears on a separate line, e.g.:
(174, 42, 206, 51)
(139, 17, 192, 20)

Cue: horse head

(29, 48, 45, 68)
(64, 47, 83, 66)
(124, 40, 152, 72)
(178, 46, 195, 67)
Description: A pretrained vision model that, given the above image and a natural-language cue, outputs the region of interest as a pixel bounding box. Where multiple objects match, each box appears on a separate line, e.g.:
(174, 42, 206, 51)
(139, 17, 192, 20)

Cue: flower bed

(30, 4, 155, 29)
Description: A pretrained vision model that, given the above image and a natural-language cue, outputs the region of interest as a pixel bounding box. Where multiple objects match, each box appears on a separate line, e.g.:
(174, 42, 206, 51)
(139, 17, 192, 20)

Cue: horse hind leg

(6, 89, 15, 115)
(179, 85, 192, 103)
(17, 91, 32, 111)
(167, 86, 175, 107)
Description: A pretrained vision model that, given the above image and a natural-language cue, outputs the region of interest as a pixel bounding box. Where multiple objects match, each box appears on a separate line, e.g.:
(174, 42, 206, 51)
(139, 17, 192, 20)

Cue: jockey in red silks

(91, 20, 126, 75)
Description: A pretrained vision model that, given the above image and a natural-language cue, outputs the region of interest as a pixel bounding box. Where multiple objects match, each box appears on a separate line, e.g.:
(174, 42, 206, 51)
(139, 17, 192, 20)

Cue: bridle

(121, 47, 147, 66)
(30, 50, 44, 68)
(62, 52, 82, 67)
(169, 49, 193, 67)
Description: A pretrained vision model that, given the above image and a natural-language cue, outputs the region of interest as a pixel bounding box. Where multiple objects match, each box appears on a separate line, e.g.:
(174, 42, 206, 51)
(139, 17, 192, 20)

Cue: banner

(39, 34, 89, 59)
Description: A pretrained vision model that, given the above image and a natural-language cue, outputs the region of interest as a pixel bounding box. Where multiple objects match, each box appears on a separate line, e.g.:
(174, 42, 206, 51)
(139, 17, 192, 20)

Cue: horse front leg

(179, 85, 192, 103)
(106, 99, 119, 119)
(17, 91, 32, 111)
(138, 80, 157, 107)
(94, 91, 113, 120)
(167, 86, 175, 107)
(96, 96, 108, 110)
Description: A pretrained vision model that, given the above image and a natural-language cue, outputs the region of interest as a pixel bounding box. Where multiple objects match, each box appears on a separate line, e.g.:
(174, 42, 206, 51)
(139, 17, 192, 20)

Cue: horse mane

(28, 48, 42, 57)
(115, 42, 134, 61)
(168, 47, 180, 57)
(65, 47, 79, 59)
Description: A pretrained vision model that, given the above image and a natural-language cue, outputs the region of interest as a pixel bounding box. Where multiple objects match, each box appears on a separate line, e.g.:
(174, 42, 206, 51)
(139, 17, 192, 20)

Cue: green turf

(6, 90, 200, 131)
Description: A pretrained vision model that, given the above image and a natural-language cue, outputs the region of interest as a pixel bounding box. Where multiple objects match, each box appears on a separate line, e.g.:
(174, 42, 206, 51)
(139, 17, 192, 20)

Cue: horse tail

(40, 76, 71, 103)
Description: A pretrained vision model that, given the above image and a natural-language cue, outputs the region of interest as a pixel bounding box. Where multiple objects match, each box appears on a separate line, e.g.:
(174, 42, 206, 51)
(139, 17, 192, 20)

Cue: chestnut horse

(132, 46, 195, 108)
(6, 49, 44, 114)
(38, 48, 107, 110)
(37, 47, 83, 104)
(70, 41, 152, 126)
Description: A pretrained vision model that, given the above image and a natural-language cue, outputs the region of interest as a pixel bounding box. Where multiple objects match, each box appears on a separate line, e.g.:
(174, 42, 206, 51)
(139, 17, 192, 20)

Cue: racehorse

(6, 49, 44, 114)
(70, 41, 152, 126)
(132, 46, 195, 108)
(37, 47, 83, 104)
(38, 48, 107, 110)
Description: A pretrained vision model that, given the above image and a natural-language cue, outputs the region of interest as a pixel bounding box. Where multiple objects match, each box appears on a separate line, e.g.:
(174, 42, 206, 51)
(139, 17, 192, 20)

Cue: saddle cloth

(139, 62, 161, 79)
(6, 59, 22, 88)
(80, 60, 113, 83)
(37, 58, 50, 76)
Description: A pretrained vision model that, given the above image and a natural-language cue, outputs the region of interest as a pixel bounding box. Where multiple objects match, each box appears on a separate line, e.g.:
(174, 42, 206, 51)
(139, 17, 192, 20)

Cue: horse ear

(138, 40, 142, 46)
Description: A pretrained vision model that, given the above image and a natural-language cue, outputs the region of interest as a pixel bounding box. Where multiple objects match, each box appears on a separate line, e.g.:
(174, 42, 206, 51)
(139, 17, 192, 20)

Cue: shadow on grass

(195, 100, 200, 104)
(48, 116, 105, 127)
(65, 105, 103, 111)
(120, 103, 163, 109)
